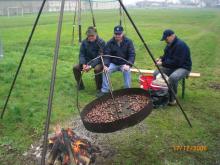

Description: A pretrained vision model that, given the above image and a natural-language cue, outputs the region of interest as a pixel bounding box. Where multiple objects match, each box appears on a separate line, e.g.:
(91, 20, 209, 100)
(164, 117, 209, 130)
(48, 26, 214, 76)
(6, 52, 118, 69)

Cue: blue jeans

(101, 63, 131, 93)
(153, 67, 190, 101)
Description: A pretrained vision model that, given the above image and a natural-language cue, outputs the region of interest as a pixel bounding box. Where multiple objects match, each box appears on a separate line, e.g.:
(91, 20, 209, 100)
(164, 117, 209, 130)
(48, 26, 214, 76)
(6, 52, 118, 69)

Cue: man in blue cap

(154, 29, 192, 105)
(97, 25, 136, 97)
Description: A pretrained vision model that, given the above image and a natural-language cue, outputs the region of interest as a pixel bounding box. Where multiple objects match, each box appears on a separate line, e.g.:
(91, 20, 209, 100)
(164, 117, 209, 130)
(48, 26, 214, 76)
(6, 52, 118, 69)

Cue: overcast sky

(123, 0, 178, 5)
(123, 0, 142, 5)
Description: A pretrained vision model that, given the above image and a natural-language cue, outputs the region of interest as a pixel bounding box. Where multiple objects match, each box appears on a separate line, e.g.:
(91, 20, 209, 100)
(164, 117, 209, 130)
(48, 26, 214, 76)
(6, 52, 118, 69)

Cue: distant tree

(179, 0, 193, 5)
(200, 0, 218, 7)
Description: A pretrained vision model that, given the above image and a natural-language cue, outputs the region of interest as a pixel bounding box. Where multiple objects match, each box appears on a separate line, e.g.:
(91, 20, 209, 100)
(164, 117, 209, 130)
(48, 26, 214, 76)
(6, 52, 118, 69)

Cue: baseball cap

(86, 26, 97, 36)
(161, 29, 174, 41)
(114, 25, 124, 35)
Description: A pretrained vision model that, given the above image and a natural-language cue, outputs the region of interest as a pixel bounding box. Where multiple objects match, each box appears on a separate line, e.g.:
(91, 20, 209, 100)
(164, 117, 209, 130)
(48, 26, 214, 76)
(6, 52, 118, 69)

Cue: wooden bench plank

(130, 68, 201, 78)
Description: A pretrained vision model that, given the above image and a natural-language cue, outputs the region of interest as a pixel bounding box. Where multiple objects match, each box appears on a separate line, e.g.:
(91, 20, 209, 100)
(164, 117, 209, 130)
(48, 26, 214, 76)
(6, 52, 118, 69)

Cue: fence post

(0, 39, 3, 59)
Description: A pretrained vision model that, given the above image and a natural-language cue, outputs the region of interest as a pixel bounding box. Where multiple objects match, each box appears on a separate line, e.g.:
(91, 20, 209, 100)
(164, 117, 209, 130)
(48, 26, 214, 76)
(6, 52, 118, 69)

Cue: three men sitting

(73, 26, 191, 105)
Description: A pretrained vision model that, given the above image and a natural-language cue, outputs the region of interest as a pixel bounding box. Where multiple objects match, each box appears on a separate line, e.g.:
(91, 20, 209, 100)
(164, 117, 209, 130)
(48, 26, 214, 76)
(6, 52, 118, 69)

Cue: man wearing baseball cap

(97, 25, 136, 97)
(154, 29, 192, 105)
(73, 26, 105, 93)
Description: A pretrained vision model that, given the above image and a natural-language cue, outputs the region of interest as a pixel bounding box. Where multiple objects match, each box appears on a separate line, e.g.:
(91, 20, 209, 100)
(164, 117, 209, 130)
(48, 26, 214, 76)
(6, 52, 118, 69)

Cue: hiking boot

(77, 85, 85, 91)
(96, 91, 107, 98)
(168, 100, 176, 106)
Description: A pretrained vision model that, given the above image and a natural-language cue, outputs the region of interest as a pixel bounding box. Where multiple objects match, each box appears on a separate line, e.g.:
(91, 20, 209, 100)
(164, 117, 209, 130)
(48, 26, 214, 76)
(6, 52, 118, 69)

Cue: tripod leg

(41, 0, 66, 164)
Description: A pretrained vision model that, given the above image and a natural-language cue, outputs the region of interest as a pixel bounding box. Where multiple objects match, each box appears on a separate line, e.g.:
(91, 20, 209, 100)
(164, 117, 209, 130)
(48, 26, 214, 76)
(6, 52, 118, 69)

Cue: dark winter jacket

(104, 36, 135, 66)
(79, 36, 105, 67)
(161, 37, 192, 71)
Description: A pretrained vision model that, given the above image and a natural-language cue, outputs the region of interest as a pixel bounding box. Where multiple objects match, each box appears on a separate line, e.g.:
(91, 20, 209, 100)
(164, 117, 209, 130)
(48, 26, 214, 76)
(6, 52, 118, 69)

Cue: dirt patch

(209, 83, 220, 90)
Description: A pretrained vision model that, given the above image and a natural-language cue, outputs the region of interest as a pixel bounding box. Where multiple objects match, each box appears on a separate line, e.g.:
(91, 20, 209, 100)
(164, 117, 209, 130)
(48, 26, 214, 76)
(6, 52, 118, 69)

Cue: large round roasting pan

(81, 88, 153, 133)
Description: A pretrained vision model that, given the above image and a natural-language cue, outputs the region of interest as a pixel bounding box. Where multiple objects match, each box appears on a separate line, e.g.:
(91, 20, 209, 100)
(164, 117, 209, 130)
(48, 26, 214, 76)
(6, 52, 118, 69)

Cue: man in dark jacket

(98, 25, 135, 96)
(73, 26, 105, 92)
(154, 29, 192, 105)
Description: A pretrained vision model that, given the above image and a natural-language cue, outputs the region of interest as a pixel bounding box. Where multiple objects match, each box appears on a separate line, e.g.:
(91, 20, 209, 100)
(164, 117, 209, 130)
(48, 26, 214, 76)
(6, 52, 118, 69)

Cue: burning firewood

(47, 127, 97, 165)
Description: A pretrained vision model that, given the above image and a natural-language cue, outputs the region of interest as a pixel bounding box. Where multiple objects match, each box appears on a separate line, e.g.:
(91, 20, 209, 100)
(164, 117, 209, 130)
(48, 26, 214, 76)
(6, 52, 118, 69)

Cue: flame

(48, 139, 54, 144)
(48, 127, 94, 165)
(73, 140, 83, 153)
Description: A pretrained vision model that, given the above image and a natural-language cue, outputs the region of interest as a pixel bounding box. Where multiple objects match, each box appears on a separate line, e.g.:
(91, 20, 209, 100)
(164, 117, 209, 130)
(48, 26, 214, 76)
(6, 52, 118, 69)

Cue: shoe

(77, 85, 85, 91)
(96, 91, 107, 98)
(168, 100, 176, 106)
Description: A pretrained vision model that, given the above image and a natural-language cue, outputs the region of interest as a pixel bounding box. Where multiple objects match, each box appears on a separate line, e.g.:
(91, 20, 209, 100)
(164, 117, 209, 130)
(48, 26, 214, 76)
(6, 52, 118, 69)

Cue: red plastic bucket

(139, 75, 154, 90)
(139, 75, 167, 90)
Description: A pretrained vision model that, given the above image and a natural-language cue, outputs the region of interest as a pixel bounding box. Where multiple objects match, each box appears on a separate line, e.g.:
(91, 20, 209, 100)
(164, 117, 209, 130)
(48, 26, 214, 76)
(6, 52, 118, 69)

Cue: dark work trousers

(73, 64, 103, 90)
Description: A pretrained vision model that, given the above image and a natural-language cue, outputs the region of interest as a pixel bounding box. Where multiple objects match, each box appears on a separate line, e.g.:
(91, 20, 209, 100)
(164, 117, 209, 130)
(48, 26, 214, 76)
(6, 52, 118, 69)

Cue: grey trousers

(153, 67, 190, 101)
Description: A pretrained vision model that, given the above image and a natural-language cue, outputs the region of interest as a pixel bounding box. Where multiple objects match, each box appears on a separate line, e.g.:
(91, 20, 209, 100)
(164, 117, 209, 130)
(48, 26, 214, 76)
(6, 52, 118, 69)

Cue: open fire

(47, 125, 97, 165)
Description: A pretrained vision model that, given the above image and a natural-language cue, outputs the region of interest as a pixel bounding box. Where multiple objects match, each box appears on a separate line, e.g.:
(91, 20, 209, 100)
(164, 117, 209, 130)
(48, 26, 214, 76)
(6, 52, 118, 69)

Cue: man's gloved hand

(122, 64, 130, 71)
(156, 58, 162, 66)
(103, 65, 109, 72)
(83, 64, 92, 72)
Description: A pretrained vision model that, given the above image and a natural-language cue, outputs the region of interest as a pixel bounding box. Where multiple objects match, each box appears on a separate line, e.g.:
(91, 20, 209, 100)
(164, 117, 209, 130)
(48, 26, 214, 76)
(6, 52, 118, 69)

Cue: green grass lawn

(0, 8, 220, 165)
